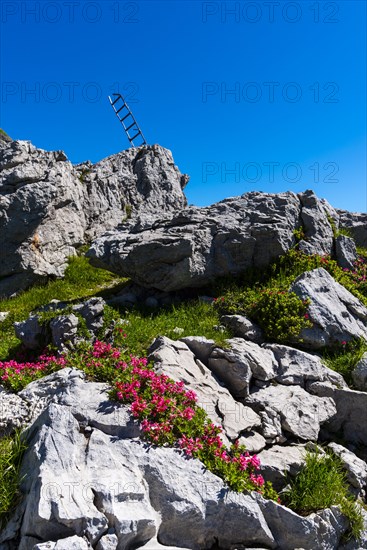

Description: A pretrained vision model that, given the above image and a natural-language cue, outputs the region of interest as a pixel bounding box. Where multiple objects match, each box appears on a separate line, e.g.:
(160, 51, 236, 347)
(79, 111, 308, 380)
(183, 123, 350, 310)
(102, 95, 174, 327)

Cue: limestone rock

(352, 352, 367, 391)
(257, 496, 348, 550)
(0, 367, 356, 550)
(208, 338, 278, 399)
(308, 382, 367, 446)
(0, 386, 30, 437)
(149, 337, 261, 441)
(50, 314, 80, 351)
(220, 314, 264, 343)
(246, 384, 337, 441)
(13, 297, 106, 352)
(337, 209, 367, 248)
(257, 445, 307, 490)
(0, 140, 187, 297)
(180, 335, 216, 365)
(265, 343, 347, 388)
(32, 536, 92, 549)
(14, 316, 45, 350)
(335, 235, 358, 270)
(290, 268, 367, 348)
(327, 442, 367, 493)
(297, 190, 336, 256)
(238, 431, 267, 453)
(339, 507, 367, 549)
(87, 191, 302, 290)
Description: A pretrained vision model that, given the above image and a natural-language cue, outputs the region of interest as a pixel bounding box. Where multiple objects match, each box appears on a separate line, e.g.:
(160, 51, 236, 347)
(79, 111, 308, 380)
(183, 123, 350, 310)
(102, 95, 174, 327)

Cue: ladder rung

(116, 104, 127, 114)
(125, 122, 136, 131)
(111, 96, 121, 106)
(121, 113, 132, 122)
(130, 132, 141, 142)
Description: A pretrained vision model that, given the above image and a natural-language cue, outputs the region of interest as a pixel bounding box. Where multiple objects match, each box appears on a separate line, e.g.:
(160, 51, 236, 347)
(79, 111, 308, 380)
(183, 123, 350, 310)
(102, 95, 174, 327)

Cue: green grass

(284, 450, 364, 541)
(322, 339, 367, 387)
(0, 430, 27, 530)
(0, 256, 126, 361)
(106, 300, 231, 358)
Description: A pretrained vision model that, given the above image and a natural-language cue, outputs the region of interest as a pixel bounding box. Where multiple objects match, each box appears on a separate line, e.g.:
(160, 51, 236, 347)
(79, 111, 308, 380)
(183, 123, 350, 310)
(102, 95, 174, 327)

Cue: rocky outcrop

(148, 337, 261, 443)
(14, 297, 107, 352)
(87, 190, 342, 291)
(0, 140, 187, 297)
(290, 268, 367, 349)
(0, 368, 360, 550)
(338, 209, 367, 248)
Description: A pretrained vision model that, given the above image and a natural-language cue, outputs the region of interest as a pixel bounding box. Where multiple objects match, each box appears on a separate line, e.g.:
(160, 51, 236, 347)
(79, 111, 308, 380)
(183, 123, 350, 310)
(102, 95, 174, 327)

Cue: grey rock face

(1, 368, 354, 550)
(149, 337, 261, 442)
(13, 297, 106, 352)
(257, 445, 307, 490)
(290, 268, 367, 348)
(265, 343, 347, 388)
(352, 352, 367, 391)
(246, 384, 336, 441)
(14, 316, 45, 350)
(335, 235, 358, 270)
(338, 209, 367, 248)
(309, 382, 367, 446)
(50, 314, 80, 351)
(327, 443, 367, 495)
(0, 386, 30, 437)
(88, 189, 351, 292)
(297, 190, 336, 256)
(32, 536, 92, 549)
(0, 370, 274, 550)
(0, 140, 187, 297)
(88, 191, 303, 290)
(208, 338, 278, 398)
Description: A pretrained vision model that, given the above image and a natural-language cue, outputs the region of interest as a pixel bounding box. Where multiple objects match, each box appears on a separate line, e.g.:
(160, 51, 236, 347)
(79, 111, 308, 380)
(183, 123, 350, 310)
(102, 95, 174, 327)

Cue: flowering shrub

(0, 354, 67, 392)
(105, 342, 278, 500)
(0, 334, 278, 500)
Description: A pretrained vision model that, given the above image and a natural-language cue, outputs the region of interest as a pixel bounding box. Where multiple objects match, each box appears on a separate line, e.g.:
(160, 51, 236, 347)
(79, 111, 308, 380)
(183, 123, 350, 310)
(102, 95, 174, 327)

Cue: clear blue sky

(1, 0, 366, 212)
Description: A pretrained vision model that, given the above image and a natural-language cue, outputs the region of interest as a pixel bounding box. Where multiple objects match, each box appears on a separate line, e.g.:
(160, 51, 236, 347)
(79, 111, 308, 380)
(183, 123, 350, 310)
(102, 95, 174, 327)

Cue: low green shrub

(215, 287, 311, 343)
(283, 449, 364, 541)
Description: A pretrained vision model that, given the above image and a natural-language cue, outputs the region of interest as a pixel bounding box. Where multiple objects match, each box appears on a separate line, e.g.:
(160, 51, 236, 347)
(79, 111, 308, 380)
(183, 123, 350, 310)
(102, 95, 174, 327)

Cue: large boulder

(290, 268, 367, 349)
(0, 140, 187, 297)
(88, 190, 341, 291)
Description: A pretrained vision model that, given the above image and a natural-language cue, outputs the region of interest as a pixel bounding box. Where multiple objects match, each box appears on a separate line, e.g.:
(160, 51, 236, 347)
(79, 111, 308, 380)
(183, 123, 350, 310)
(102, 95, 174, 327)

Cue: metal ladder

(108, 93, 147, 147)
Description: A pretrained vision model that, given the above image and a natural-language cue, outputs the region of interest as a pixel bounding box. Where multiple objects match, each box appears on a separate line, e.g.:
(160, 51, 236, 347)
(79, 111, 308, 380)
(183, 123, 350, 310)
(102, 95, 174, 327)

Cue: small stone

(238, 431, 266, 453)
(221, 315, 264, 343)
(0, 311, 9, 322)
